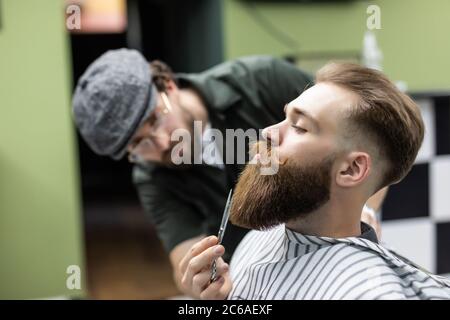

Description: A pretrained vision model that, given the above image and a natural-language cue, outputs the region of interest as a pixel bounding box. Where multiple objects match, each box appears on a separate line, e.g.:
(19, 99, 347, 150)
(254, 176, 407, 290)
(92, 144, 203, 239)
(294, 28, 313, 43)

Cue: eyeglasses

(128, 92, 174, 163)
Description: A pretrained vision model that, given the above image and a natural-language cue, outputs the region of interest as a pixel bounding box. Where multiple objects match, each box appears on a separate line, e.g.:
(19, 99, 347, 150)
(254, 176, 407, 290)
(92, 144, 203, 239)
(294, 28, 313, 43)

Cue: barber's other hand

(361, 208, 381, 239)
(179, 235, 232, 299)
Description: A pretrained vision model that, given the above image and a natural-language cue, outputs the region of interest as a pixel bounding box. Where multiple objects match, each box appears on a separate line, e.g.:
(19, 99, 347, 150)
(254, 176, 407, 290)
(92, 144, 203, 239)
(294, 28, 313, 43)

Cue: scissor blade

(218, 189, 233, 244)
(211, 189, 233, 282)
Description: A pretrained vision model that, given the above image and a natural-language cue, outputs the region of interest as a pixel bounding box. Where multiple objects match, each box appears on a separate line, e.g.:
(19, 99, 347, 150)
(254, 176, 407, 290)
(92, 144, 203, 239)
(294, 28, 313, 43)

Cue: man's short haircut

(316, 62, 424, 189)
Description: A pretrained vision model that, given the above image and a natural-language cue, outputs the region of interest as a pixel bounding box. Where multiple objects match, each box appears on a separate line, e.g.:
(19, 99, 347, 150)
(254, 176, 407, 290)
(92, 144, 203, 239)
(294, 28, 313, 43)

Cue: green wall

(0, 0, 85, 299)
(224, 0, 450, 91)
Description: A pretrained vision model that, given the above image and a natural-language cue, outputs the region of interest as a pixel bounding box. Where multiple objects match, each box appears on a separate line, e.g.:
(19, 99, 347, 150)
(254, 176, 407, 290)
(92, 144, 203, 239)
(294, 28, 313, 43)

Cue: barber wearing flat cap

(72, 49, 385, 297)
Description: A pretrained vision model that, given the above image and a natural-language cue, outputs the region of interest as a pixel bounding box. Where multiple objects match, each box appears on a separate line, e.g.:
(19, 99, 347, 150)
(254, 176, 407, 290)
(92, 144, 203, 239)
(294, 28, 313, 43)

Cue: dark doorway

(69, 0, 223, 299)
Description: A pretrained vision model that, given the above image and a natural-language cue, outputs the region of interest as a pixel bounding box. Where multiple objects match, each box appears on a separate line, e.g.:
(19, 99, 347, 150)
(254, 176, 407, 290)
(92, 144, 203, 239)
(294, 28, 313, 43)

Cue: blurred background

(1, 0, 449, 299)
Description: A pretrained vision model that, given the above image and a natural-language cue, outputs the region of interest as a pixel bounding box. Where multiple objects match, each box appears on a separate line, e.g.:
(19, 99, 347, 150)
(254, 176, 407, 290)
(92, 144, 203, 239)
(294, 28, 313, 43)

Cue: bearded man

(178, 62, 450, 300)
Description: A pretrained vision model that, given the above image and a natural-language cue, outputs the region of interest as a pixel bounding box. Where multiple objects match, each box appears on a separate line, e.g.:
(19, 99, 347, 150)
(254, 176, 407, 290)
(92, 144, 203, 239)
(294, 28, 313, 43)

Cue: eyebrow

(284, 104, 319, 129)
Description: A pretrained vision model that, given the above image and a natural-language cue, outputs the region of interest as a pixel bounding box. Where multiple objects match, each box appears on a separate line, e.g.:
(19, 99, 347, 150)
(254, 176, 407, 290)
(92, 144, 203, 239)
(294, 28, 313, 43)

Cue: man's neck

(285, 198, 364, 239)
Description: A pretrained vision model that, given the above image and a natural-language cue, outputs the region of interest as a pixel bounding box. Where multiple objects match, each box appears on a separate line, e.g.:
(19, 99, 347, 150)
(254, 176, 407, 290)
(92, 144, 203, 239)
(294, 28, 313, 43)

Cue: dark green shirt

(132, 56, 312, 261)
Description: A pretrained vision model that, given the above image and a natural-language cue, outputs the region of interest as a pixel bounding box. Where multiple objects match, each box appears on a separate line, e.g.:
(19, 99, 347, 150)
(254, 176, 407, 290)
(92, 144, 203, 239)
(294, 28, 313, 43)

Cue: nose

(262, 122, 283, 146)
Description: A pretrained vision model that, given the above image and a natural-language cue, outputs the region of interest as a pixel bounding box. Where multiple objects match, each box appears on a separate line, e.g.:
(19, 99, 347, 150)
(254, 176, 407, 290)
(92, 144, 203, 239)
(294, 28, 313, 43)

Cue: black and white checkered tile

(380, 95, 450, 275)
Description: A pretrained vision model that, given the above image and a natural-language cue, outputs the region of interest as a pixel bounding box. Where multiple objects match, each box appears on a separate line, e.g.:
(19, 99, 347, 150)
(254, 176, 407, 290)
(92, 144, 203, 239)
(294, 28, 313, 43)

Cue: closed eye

(291, 124, 307, 134)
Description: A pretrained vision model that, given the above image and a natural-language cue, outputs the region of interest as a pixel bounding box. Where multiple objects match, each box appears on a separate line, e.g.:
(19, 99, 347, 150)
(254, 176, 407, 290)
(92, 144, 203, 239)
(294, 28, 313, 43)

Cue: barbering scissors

(210, 189, 233, 282)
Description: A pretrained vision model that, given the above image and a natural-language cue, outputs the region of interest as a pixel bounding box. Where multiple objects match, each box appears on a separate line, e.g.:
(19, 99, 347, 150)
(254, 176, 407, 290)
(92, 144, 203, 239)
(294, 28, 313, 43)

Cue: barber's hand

(179, 235, 232, 300)
(363, 187, 388, 240)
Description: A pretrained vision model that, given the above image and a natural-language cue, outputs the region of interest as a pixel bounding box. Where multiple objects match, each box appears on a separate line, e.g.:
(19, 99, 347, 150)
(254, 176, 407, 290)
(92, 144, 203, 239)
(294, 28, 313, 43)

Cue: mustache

(248, 140, 287, 167)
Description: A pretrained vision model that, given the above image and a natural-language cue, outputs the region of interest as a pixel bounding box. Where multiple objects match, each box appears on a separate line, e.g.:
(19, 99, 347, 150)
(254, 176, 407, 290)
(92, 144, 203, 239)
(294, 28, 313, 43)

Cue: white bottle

(362, 30, 383, 71)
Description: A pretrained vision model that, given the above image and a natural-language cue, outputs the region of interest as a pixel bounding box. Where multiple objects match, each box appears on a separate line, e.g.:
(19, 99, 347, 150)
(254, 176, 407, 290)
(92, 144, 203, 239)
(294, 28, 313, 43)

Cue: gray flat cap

(72, 48, 157, 160)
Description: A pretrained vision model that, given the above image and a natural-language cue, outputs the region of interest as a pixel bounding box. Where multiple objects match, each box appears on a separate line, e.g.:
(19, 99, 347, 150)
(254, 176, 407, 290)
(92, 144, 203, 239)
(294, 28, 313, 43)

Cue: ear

(336, 152, 371, 188)
(165, 79, 179, 93)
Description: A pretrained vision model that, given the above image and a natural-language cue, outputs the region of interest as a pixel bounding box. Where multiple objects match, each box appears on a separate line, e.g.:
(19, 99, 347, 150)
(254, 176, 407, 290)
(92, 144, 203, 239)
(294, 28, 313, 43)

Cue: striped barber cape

(228, 222, 450, 300)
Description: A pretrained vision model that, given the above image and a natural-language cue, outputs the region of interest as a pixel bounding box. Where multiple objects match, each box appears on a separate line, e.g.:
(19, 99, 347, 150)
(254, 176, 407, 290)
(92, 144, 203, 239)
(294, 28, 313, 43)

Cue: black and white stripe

(228, 223, 450, 300)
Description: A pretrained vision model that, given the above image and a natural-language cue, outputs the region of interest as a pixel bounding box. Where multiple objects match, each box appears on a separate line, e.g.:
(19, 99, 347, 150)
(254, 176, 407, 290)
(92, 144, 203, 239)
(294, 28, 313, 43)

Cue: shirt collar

(176, 73, 241, 112)
(284, 222, 379, 247)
